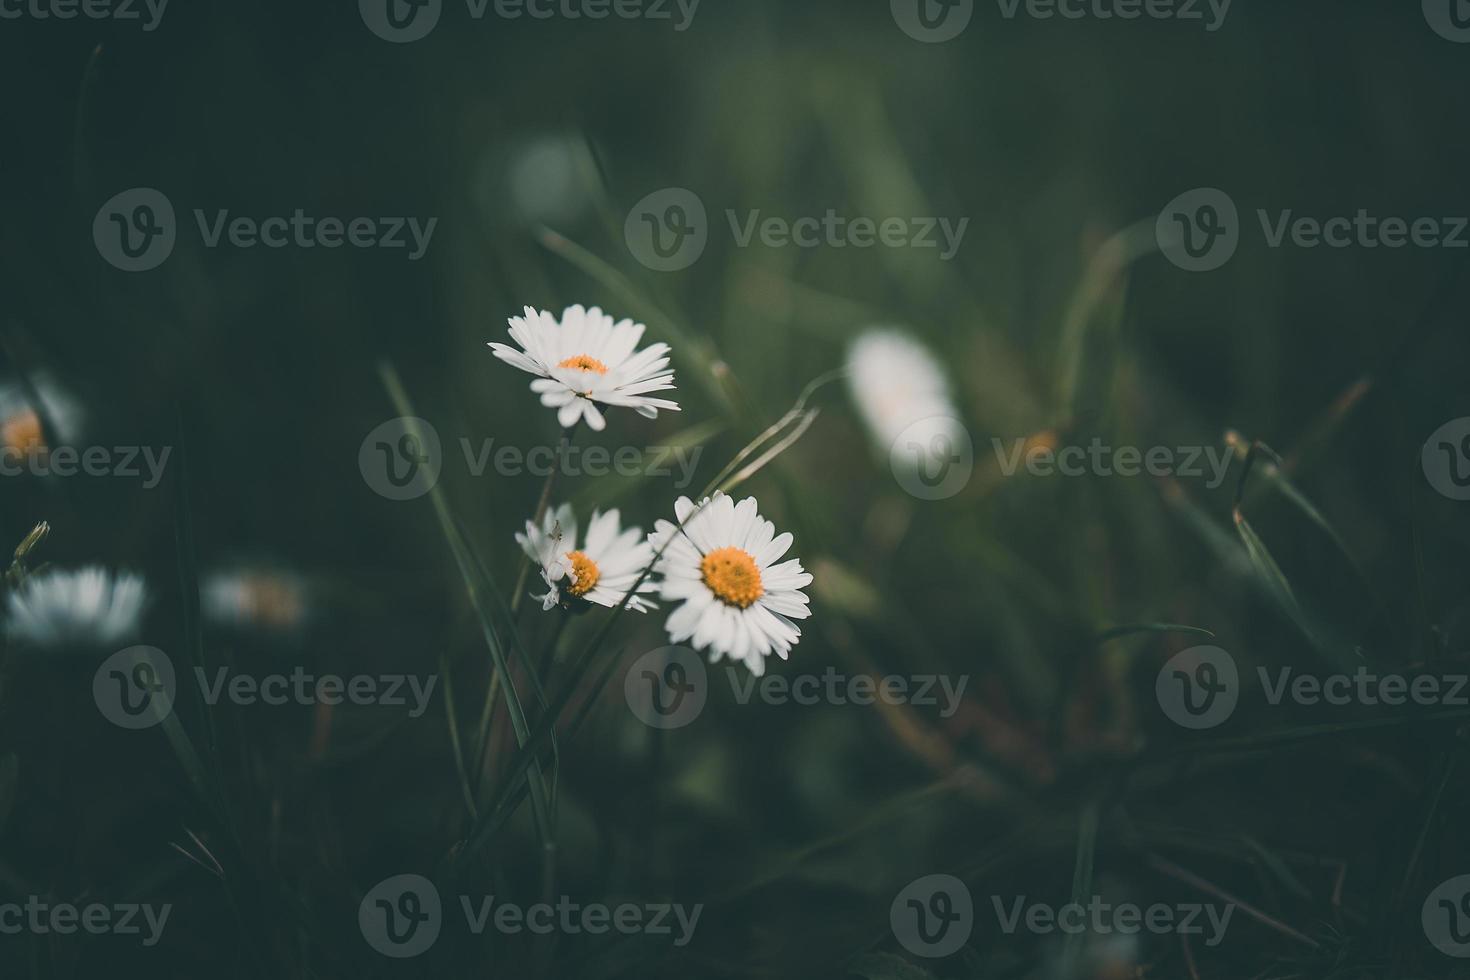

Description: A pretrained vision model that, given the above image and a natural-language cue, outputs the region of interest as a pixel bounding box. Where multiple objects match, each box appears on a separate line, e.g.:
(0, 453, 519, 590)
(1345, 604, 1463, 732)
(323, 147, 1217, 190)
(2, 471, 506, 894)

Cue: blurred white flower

(202, 568, 310, 632)
(648, 493, 812, 676)
(0, 372, 85, 457)
(489, 305, 680, 431)
(846, 328, 965, 470)
(6, 567, 146, 647)
(516, 503, 658, 613)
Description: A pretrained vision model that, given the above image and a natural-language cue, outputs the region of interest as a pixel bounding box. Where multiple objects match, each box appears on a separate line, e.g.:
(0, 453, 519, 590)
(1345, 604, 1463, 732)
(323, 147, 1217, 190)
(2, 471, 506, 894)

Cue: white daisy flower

(0, 372, 85, 458)
(846, 328, 966, 472)
(488, 305, 680, 431)
(516, 503, 659, 613)
(648, 493, 812, 676)
(6, 567, 147, 648)
(202, 566, 310, 633)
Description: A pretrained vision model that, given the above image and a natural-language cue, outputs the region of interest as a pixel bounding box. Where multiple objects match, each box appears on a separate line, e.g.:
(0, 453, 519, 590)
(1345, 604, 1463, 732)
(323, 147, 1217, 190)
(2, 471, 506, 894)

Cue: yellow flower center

(556, 354, 609, 375)
(700, 547, 764, 609)
(565, 550, 600, 597)
(3, 409, 44, 456)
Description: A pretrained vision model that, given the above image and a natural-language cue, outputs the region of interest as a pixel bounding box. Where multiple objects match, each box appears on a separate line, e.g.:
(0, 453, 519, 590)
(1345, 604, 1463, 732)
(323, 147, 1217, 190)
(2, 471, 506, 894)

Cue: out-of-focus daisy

(516, 503, 658, 613)
(0, 372, 85, 459)
(202, 567, 310, 633)
(489, 305, 679, 431)
(6, 567, 146, 647)
(648, 493, 812, 676)
(846, 328, 965, 471)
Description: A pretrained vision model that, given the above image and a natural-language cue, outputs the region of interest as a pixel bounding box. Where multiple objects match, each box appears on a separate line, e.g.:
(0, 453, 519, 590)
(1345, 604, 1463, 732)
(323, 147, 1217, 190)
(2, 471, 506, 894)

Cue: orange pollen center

(564, 551, 600, 597)
(3, 410, 44, 456)
(700, 547, 764, 609)
(556, 354, 609, 375)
